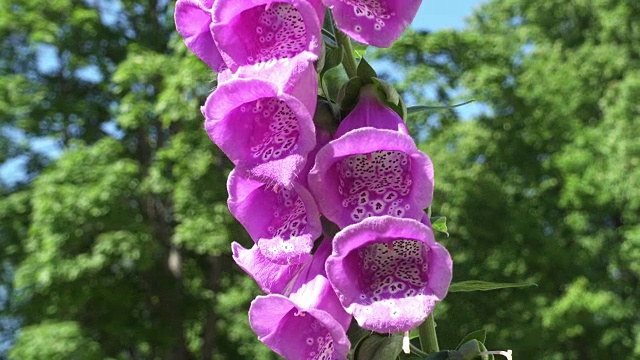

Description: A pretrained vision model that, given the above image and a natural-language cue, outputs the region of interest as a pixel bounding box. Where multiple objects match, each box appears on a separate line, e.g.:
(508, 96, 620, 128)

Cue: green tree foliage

(0, 0, 274, 358)
(377, 0, 640, 358)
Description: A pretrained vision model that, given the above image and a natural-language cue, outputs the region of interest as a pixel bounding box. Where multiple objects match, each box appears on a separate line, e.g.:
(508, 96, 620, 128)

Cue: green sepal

(357, 58, 377, 83)
(449, 280, 537, 293)
(371, 78, 400, 106)
(337, 75, 407, 120)
(337, 76, 365, 111)
(313, 98, 339, 138)
(431, 217, 449, 237)
(353, 333, 404, 360)
(371, 77, 407, 120)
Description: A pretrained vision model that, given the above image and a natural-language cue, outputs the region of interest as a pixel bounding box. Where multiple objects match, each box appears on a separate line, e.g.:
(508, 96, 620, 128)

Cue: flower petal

(175, 0, 227, 72)
(217, 52, 319, 117)
(212, 0, 323, 70)
(326, 216, 452, 333)
(289, 238, 352, 331)
(204, 78, 316, 187)
(232, 242, 307, 294)
(309, 129, 434, 228)
(249, 240, 352, 356)
(228, 169, 322, 265)
(324, 0, 422, 48)
(250, 294, 351, 360)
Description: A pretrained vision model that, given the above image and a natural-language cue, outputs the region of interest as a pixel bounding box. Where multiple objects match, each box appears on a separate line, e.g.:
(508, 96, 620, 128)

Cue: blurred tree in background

(377, 0, 640, 358)
(0, 0, 273, 358)
(0, 0, 639, 359)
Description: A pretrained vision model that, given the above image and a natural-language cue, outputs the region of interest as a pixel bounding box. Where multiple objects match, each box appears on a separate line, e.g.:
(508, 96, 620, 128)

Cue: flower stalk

(419, 313, 440, 353)
(335, 27, 358, 79)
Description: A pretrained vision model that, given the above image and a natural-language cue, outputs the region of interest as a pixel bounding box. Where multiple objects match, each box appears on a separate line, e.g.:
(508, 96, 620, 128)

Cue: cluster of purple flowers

(175, 0, 452, 358)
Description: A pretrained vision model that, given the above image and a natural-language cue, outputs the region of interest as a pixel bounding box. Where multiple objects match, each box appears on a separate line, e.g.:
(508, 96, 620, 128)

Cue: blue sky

(407, 1, 489, 120)
(413, 0, 484, 31)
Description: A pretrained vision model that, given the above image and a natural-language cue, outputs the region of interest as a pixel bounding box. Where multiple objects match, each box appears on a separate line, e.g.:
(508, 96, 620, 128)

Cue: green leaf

(431, 217, 449, 237)
(407, 100, 476, 114)
(353, 333, 403, 360)
(449, 280, 537, 293)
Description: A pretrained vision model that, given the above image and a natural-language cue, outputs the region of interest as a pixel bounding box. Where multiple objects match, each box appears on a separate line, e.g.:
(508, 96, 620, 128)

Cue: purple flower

(212, 0, 324, 71)
(326, 216, 452, 333)
(308, 87, 434, 228)
(249, 239, 351, 359)
(175, 0, 227, 72)
(324, 0, 422, 48)
(216, 52, 318, 116)
(204, 55, 318, 187)
(232, 242, 308, 294)
(333, 84, 408, 139)
(228, 169, 322, 265)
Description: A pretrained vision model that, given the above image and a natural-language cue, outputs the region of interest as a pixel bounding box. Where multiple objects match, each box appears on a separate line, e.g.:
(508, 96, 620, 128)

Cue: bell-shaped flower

(175, 0, 227, 72)
(216, 52, 318, 116)
(249, 239, 351, 359)
(204, 55, 318, 187)
(324, 0, 422, 48)
(232, 242, 308, 294)
(308, 87, 434, 228)
(333, 84, 408, 139)
(212, 0, 324, 71)
(326, 216, 452, 333)
(228, 169, 322, 265)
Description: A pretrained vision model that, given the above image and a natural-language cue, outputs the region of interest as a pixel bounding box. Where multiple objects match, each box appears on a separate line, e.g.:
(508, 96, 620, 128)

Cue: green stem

(334, 29, 358, 78)
(409, 344, 428, 357)
(419, 313, 439, 353)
